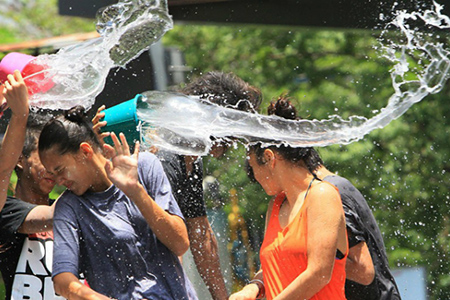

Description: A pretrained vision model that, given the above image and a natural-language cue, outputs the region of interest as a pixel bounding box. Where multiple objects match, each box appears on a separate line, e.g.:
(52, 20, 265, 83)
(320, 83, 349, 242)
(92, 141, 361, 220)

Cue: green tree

(0, 0, 93, 45)
(164, 24, 450, 298)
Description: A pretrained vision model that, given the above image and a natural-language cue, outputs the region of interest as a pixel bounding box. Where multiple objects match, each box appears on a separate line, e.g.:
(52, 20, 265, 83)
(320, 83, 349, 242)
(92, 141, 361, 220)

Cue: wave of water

(136, 1, 450, 155)
(24, 0, 172, 110)
(17, 0, 450, 155)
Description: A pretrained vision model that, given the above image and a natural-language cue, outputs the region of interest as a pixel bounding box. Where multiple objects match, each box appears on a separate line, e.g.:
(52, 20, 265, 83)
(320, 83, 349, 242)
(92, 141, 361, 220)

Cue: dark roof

(58, 0, 446, 30)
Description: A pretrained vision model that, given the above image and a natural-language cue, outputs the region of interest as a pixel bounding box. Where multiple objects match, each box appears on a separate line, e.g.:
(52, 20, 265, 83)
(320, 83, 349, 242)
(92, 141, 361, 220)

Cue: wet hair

(180, 71, 262, 113)
(38, 105, 101, 155)
(9, 112, 51, 175)
(22, 112, 53, 158)
(267, 94, 298, 121)
(249, 94, 324, 175)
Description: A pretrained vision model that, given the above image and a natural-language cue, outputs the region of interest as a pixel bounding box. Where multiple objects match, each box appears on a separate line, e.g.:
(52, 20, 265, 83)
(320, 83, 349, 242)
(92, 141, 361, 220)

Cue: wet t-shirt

(157, 151, 206, 219)
(324, 175, 402, 300)
(52, 152, 197, 300)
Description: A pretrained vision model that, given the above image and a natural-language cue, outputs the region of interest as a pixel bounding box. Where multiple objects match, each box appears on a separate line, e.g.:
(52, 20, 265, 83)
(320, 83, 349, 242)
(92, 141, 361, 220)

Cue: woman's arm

(273, 183, 347, 300)
(0, 71, 29, 211)
(103, 132, 189, 256)
(53, 272, 111, 300)
(122, 181, 189, 256)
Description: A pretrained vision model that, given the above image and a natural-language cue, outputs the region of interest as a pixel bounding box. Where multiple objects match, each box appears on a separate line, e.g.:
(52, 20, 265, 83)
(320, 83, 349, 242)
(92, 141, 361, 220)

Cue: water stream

(18, 0, 450, 156)
(137, 2, 450, 155)
(23, 0, 172, 110)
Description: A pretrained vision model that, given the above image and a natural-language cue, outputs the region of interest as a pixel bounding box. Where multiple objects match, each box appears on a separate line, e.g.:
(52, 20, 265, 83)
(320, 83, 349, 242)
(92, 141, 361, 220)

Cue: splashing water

(24, 0, 172, 110)
(137, 1, 450, 156)
(19, 0, 450, 155)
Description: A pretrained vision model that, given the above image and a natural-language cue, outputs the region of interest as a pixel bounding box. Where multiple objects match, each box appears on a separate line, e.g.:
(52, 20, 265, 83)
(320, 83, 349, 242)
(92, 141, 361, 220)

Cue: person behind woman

(230, 99, 348, 299)
(38, 106, 196, 300)
(0, 113, 59, 300)
(265, 96, 401, 300)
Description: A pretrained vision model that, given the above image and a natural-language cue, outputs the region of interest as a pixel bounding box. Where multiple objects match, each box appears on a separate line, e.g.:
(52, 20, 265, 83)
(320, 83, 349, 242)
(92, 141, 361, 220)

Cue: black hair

(38, 105, 101, 155)
(180, 71, 262, 113)
(267, 93, 298, 121)
(245, 159, 257, 183)
(12, 112, 52, 175)
(22, 112, 53, 158)
(248, 94, 324, 175)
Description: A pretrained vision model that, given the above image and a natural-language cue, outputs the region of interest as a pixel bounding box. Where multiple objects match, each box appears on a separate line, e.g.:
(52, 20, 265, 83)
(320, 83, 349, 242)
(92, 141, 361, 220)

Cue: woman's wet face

(247, 151, 276, 195)
(39, 147, 92, 196)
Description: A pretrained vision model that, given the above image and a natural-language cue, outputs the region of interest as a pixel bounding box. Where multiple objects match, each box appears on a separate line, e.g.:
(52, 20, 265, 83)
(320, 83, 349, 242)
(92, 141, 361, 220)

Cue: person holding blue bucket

(38, 106, 197, 299)
(93, 71, 262, 300)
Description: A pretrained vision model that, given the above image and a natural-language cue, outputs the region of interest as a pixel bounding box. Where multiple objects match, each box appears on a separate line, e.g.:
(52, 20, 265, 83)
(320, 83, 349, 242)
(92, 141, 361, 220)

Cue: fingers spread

(92, 105, 106, 124)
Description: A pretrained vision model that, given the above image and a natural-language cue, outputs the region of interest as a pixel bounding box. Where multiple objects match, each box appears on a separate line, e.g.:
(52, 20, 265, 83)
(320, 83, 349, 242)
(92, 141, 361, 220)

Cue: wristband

(249, 278, 265, 299)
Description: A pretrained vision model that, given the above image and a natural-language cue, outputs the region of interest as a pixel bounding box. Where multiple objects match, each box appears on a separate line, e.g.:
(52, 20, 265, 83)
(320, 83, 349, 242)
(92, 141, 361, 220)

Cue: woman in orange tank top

(230, 140, 348, 300)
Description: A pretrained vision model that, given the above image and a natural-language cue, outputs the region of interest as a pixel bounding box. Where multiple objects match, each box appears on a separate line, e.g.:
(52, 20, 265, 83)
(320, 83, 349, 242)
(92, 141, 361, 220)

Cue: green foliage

(164, 25, 450, 298)
(0, 0, 93, 44)
(0, 28, 18, 44)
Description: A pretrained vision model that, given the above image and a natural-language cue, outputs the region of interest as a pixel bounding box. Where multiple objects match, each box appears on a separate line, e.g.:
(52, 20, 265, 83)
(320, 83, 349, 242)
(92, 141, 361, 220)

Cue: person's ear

(16, 154, 24, 171)
(80, 142, 94, 158)
(263, 149, 275, 166)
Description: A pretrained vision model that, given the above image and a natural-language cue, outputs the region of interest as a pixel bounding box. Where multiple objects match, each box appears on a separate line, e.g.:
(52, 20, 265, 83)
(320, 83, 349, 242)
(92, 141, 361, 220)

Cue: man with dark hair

(156, 71, 261, 300)
(180, 71, 261, 113)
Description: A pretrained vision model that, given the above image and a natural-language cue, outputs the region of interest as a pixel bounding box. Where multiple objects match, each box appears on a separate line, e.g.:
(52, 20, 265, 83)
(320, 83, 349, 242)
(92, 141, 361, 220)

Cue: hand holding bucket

(100, 94, 143, 147)
(0, 52, 54, 97)
(0, 87, 6, 118)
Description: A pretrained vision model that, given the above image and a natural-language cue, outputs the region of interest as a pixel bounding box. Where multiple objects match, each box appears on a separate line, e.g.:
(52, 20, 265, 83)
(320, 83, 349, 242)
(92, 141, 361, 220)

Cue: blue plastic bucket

(101, 94, 142, 146)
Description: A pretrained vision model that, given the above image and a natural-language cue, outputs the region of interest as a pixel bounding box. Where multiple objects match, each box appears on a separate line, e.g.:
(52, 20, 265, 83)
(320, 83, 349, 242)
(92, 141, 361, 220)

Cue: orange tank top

(260, 184, 347, 300)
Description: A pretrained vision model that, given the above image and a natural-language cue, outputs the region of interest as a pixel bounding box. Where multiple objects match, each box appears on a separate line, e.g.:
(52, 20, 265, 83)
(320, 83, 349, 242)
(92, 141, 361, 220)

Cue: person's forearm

(54, 273, 110, 300)
(18, 205, 55, 234)
(0, 114, 28, 210)
(187, 219, 228, 300)
(0, 114, 28, 175)
(273, 266, 332, 300)
(125, 183, 189, 256)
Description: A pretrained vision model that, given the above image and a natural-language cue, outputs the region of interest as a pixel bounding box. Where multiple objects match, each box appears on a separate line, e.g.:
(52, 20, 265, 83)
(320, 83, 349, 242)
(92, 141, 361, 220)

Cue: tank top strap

(303, 177, 316, 200)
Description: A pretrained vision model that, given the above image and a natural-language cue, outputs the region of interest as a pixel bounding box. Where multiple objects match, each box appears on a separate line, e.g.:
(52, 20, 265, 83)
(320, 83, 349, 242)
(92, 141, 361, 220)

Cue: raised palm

(103, 132, 140, 193)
